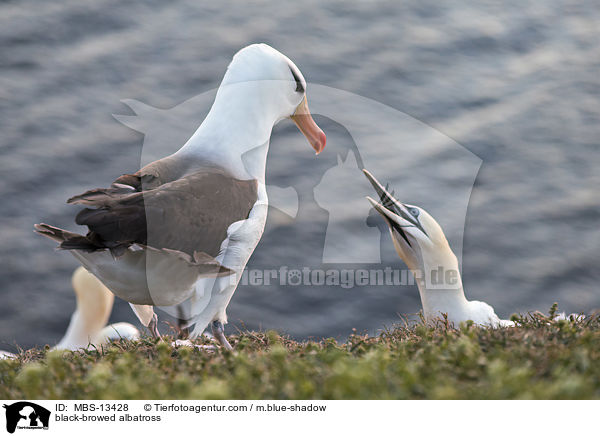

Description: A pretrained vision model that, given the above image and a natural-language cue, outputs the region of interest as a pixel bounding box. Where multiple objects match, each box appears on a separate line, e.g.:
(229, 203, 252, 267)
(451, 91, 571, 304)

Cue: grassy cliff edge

(2, 307, 599, 399)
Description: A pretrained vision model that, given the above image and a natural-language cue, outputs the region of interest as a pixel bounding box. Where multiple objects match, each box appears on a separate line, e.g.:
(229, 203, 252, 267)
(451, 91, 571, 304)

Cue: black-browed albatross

(35, 44, 326, 349)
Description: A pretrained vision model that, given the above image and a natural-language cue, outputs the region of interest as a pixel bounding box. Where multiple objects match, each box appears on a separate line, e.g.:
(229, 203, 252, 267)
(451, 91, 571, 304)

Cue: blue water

(1, 0, 598, 351)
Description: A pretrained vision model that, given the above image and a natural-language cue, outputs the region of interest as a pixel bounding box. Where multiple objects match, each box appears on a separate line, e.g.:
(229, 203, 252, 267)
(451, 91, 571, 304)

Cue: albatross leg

(147, 313, 161, 339)
(175, 304, 190, 339)
(211, 320, 233, 350)
(129, 304, 161, 339)
(176, 320, 190, 339)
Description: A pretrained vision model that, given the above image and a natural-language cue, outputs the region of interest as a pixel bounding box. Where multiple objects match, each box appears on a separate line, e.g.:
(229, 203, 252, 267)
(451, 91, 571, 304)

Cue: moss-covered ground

(1, 306, 598, 399)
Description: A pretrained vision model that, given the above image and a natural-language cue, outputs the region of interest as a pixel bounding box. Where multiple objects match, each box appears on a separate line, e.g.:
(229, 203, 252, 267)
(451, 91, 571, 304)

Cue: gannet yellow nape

(363, 169, 514, 328)
(53, 267, 140, 351)
(34, 44, 326, 350)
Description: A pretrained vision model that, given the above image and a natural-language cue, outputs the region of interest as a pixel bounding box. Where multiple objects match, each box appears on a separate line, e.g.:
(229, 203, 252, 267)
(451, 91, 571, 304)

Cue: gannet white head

(54, 267, 139, 350)
(209, 43, 326, 154)
(364, 169, 511, 327)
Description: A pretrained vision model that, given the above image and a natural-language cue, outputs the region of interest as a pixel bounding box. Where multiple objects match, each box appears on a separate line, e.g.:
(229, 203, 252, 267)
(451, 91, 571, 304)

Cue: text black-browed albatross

(35, 44, 326, 349)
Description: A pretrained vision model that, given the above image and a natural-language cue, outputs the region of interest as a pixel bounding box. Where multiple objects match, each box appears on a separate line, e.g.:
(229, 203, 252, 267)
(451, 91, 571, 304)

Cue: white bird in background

(0, 267, 139, 358)
(363, 169, 514, 327)
(54, 266, 140, 350)
(0, 351, 15, 360)
(34, 44, 326, 349)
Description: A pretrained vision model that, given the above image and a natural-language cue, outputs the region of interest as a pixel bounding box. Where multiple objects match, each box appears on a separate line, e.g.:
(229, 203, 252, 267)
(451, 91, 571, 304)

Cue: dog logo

(3, 402, 50, 433)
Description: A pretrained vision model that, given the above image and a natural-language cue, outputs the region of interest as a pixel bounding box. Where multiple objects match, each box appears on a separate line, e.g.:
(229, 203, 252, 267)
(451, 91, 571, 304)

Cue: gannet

(363, 169, 513, 327)
(54, 266, 140, 350)
(35, 44, 326, 349)
(0, 267, 139, 358)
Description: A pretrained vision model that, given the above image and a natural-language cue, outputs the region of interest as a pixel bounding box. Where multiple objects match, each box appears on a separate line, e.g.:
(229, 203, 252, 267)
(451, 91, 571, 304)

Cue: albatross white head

(364, 169, 511, 327)
(221, 43, 326, 153)
(181, 44, 326, 179)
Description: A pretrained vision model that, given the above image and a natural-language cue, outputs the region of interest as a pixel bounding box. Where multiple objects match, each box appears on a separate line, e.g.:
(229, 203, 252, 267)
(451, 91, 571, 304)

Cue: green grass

(2, 306, 599, 399)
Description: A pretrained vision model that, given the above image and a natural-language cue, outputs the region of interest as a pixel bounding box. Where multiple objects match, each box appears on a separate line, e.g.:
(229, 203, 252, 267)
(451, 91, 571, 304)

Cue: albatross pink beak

(291, 96, 326, 155)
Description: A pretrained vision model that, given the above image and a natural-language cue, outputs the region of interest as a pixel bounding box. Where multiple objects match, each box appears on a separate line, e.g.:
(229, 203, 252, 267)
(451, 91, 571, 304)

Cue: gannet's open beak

(366, 196, 406, 224)
(363, 169, 419, 225)
(363, 169, 428, 245)
(366, 196, 414, 246)
(290, 96, 326, 155)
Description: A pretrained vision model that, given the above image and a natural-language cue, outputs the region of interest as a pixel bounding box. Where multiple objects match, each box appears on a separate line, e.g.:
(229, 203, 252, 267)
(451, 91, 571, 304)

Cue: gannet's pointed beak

(366, 196, 404, 223)
(363, 169, 394, 206)
(366, 196, 414, 246)
(362, 169, 419, 226)
(290, 96, 326, 155)
(363, 169, 429, 242)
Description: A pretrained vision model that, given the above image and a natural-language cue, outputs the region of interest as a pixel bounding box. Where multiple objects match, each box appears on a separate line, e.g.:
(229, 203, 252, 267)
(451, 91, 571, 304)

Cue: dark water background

(1, 0, 598, 351)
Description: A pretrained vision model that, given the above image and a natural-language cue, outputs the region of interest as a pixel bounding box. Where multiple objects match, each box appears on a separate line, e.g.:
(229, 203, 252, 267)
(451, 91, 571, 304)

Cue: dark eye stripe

(289, 66, 304, 93)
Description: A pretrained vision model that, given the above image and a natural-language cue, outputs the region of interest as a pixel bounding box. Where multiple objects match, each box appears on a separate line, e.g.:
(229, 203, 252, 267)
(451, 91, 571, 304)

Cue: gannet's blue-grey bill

(362, 169, 428, 239)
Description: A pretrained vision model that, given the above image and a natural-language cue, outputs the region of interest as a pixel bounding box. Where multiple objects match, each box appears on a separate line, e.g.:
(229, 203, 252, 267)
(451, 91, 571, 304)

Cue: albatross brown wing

(39, 165, 258, 259)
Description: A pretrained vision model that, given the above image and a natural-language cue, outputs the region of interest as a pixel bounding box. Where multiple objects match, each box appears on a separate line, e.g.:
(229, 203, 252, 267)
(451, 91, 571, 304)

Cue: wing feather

(40, 163, 258, 259)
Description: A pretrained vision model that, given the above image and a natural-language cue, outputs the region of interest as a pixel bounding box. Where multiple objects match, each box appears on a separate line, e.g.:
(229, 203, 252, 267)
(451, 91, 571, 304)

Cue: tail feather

(34, 223, 99, 252)
(34, 223, 82, 243)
